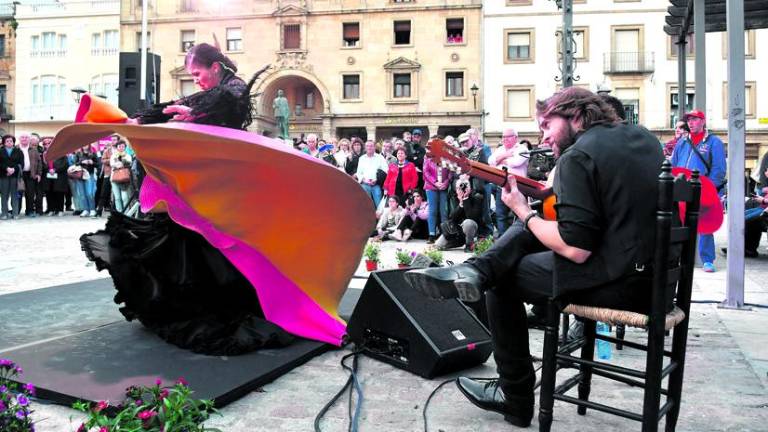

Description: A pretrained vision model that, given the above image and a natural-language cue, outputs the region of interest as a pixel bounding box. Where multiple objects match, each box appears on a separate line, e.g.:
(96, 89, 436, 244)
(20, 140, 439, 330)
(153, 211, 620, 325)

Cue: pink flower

(23, 383, 35, 395)
(137, 410, 156, 420)
(159, 389, 169, 400)
(76, 424, 87, 432)
(99, 427, 109, 432)
(135, 399, 143, 406)
(175, 377, 188, 386)
(94, 400, 108, 412)
(155, 378, 163, 386)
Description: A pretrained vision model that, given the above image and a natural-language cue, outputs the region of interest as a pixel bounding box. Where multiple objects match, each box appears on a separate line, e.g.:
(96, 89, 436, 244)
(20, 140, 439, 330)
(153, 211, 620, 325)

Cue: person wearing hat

(409, 128, 427, 189)
(670, 109, 726, 272)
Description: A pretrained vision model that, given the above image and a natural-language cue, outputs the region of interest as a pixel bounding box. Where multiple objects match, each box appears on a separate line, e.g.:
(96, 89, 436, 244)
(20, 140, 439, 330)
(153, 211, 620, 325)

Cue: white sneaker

(89, 210, 97, 217)
(80, 211, 89, 218)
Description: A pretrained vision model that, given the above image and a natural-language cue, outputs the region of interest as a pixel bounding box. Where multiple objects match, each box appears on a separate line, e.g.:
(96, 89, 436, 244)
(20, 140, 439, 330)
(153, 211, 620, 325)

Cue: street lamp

(70, 87, 86, 103)
(470, 83, 479, 110)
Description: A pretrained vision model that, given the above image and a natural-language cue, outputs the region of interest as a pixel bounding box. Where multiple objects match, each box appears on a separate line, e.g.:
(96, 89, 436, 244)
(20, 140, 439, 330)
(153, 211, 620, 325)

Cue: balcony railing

(19, 104, 78, 122)
(603, 52, 655, 74)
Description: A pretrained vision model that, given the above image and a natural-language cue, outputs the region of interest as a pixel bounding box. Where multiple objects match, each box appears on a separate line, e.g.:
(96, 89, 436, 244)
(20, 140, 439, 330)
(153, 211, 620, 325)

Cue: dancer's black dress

(82, 70, 294, 355)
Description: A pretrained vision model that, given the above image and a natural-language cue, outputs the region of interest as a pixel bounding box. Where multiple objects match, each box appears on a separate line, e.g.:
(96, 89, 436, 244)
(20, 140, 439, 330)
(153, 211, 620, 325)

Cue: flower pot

(365, 260, 378, 271)
(397, 263, 410, 269)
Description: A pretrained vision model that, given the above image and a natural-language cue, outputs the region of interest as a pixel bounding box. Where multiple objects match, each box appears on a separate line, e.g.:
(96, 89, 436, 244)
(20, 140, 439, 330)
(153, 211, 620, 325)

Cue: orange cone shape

(75, 94, 128, 124)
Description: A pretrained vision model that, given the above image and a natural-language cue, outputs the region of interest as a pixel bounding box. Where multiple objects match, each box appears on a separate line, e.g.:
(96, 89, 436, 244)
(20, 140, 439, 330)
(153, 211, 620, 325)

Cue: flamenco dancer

(45, 43, 375, 355)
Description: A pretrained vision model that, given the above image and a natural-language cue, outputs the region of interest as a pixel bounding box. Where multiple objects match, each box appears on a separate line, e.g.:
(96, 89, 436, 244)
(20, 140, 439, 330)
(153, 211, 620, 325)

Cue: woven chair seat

(562, 304, 686, 331)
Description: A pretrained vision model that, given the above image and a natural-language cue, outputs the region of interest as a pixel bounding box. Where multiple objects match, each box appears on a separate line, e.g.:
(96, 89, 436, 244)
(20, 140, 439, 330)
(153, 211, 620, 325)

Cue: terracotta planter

(365, 260, 378, 271)
(398, 263, 410, 269)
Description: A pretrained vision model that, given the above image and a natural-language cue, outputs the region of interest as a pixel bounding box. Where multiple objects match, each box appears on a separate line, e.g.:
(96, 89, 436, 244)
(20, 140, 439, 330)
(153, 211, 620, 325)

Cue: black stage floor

(0, 278, 362, 408)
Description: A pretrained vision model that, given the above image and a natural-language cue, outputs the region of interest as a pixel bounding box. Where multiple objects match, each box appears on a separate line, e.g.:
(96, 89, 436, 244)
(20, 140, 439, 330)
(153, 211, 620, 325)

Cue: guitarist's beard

(553, 122, 578, 158)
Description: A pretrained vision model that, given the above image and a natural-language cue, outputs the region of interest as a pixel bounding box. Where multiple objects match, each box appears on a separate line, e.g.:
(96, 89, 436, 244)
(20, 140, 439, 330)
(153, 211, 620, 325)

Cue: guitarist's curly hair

(536, 87, 620, 134)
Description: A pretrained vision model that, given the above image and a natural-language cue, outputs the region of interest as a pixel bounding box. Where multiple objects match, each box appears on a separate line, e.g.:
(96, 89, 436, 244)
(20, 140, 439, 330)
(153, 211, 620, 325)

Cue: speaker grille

(374, 270, 489, 352)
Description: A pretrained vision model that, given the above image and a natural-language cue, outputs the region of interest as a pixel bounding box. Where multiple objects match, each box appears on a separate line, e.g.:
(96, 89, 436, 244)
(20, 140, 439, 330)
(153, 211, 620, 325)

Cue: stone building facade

(120, 0, 483, 141)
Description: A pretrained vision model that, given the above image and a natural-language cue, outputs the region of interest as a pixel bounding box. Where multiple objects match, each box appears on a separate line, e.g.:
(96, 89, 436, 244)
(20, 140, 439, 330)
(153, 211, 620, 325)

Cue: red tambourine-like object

(671, 167, 724, 234)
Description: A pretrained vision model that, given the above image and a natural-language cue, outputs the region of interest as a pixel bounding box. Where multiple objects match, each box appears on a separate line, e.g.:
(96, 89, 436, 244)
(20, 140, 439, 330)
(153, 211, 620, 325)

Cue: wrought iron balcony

(603, 51, 655, 74)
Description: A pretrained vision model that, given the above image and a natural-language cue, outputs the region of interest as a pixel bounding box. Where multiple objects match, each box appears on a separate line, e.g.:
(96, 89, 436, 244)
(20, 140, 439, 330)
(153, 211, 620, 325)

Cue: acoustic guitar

(427, 139, 557, 221)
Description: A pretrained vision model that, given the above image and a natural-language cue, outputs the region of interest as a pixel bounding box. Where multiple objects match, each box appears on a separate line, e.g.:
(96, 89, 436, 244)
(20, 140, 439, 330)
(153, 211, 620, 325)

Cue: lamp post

(70, 87, 86, 103)
(470, 83, 479, 111)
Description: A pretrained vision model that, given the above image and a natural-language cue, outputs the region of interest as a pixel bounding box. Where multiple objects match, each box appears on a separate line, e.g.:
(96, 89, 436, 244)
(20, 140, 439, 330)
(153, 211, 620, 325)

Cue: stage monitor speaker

(118, 52, 162, 116)
(347, 269, 492, 379)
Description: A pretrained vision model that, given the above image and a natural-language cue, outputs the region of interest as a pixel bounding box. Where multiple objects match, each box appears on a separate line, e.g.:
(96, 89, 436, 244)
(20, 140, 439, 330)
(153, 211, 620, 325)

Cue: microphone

(522, 148, 553, 156)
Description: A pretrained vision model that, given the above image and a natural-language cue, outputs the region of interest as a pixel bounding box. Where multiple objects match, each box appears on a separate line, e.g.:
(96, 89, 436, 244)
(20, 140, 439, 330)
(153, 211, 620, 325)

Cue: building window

(446, 72, 464, 97)
(91, 33, 101, 55)
(104, 30, 118, 54)
(179, 0, 195, 12)
(669, 85, 695, 127)
(305, 89, 315, 109)
(394, 73, 411, 98)
(135, 31, 152, 52)
(343, 22, 360, 47)
(343, 74, 360, 100)
(614, 88, 640, 124)
(504, 86, 534, 120)
(723, 82, 757, 119)
(226, 27, 242, 51)
(180, 30, 195, 52)
(0, 35, 5, 58)
(31, 75, 68, 105)
(722, 30, 756, 59)
(505, 30, 533, 62)
(31, 35, 39, 54)
(57, 34, 67, 56)
(0, 85, 6, 114)
(42, 32, 56, 56)
(446, 18, 464, 44)
(669, 33, 694, 58)
(394, 21, 411, 45)
(180, 79, 195, 97)
(558, 28, 588, 61)
(283, 24, 301, 50)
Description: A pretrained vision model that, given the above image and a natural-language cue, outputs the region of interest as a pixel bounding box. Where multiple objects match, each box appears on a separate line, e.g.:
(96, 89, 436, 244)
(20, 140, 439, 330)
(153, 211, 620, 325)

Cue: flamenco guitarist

(406, 87, 664, 427)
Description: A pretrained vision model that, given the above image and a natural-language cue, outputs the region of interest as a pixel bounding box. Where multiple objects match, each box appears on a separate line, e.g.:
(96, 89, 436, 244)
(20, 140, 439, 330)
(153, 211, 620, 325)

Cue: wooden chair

(537, 161, 700, 432)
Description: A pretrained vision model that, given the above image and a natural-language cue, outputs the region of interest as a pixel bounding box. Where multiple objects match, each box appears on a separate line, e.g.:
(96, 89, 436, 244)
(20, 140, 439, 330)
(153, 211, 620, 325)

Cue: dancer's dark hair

(185, 43, 237, 74)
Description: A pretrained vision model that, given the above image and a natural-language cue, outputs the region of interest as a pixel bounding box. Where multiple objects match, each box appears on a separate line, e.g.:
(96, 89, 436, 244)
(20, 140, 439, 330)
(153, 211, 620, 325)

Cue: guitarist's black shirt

(552, 123, 664, 298)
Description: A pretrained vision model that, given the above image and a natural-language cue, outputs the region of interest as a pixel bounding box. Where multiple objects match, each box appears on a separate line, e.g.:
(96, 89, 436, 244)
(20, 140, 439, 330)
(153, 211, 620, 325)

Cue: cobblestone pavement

(1, 215, 767, 431)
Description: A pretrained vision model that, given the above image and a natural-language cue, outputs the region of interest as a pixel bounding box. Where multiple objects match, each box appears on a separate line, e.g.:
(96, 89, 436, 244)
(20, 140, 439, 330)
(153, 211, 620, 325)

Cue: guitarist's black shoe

(404, 263, 486, 302)
(456, 377, 533, 427)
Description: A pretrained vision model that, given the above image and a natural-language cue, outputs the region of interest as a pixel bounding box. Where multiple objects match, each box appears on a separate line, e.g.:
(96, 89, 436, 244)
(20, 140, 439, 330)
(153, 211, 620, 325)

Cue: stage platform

(0, 278, 363, 408)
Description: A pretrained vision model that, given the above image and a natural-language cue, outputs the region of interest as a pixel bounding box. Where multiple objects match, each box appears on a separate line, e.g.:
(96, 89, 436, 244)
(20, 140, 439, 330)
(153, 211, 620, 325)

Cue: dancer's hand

(163, 105, 195, 122)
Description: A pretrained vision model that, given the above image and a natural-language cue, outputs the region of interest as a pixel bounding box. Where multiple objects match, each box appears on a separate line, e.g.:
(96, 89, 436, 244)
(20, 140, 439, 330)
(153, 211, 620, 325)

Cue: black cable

(422, 377, 496, 432)
(314, 350, 363, 432)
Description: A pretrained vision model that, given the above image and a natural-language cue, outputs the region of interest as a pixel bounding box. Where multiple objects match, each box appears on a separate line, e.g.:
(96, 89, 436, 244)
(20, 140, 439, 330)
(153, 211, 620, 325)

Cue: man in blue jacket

(670, 110, 726, 272)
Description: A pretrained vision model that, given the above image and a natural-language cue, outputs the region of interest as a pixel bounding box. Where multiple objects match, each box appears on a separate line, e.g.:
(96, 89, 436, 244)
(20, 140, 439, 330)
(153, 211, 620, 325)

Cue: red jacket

(383, 162, 418, 197)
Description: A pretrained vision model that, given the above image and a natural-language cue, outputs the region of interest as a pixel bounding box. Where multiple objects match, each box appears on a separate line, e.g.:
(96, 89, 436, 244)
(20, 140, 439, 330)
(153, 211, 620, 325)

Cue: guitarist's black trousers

(464, 220, 652, 401)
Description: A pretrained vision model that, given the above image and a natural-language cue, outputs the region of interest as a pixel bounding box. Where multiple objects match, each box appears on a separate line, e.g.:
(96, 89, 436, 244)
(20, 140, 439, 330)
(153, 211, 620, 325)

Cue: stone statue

(272, 89, 291, 140)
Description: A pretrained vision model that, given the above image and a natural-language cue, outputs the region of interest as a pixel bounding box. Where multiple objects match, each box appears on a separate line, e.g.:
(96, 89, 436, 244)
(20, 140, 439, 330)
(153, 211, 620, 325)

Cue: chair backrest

(650, 160, 701, 324)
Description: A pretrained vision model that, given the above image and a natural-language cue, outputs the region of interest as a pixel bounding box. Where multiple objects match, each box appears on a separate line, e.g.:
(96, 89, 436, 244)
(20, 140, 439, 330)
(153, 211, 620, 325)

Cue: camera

(458, 181, 470, 192)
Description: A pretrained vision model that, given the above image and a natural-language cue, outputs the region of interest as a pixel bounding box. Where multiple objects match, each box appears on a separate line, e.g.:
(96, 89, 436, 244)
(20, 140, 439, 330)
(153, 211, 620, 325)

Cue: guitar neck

(465, 160, 552, 200)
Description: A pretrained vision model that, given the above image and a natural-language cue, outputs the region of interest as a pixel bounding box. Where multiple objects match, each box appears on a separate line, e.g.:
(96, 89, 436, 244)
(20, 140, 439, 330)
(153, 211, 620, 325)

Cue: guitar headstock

(427, 139, 471, 175)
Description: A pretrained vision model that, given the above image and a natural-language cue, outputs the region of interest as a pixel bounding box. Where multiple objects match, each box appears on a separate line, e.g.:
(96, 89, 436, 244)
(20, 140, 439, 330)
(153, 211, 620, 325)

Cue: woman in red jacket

(383, 146, 418, 199)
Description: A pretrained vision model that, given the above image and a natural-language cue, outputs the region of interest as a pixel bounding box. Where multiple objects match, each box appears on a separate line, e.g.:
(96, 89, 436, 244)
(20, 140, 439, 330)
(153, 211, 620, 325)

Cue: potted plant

(423, 246, 444, 266)
(395, 248, 414, 268)
(473, 236, 494, 256)
(363, 240, 381, 271)
(73, 377, 220, 432)
(0, 359, 35, 432)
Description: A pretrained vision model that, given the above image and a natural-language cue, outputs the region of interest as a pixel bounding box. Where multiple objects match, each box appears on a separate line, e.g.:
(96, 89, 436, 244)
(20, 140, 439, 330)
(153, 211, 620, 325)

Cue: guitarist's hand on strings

(501, 174, 531, 217)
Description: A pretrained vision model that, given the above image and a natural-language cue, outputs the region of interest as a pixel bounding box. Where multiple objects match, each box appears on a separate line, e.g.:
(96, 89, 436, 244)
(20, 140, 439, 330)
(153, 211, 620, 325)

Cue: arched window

(30, 75, 68, 105)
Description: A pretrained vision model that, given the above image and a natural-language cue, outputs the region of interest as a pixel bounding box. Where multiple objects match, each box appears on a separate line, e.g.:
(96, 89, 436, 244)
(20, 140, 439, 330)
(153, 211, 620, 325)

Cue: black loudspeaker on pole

(347, 269, 492, 379)
(118, 52, 161, 116)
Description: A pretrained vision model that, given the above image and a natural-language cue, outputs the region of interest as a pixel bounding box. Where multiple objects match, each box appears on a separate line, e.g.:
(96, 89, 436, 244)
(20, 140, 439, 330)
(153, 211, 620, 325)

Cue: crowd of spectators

(292, 127, 546, 251)
(0, 133, 138, 221)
